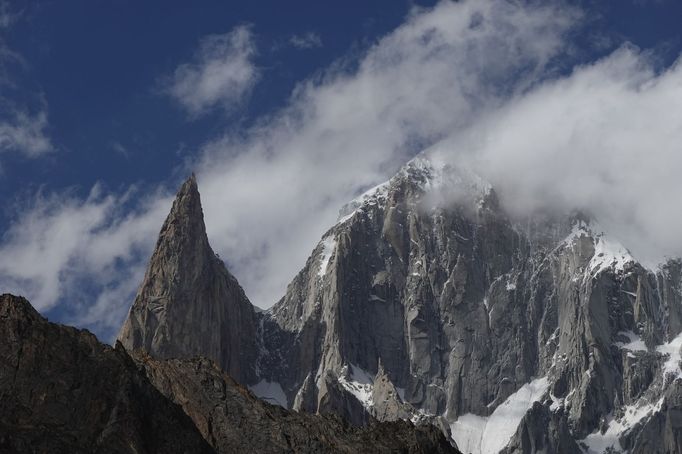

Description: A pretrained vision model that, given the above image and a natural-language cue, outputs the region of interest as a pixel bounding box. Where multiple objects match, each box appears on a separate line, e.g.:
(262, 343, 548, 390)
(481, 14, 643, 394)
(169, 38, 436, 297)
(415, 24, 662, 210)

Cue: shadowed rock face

(0, 293, 213, 454)
(132, 352, 459, 454)
(118, 174, 258, 384)
(0, 293, 460, 454)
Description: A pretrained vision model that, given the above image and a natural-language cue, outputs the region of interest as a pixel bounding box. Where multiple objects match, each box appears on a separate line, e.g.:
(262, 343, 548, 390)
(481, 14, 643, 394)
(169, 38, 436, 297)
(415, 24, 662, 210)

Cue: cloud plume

(455, 45, 682, 264)
(13, 0, 682, 341)
(0, 2, 53, 158)
(0, 110, 52, 156)
(191, 0, 579, 306)
(289, 32, 322, 49)
(165, 24, 259, 117)
(0, 185, 171, 338)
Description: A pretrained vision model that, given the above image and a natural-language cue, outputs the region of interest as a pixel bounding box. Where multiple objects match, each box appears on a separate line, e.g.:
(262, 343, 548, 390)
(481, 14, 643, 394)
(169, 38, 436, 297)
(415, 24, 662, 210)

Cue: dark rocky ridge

(132, 351, 458, 454)
(0, 293, 213, 454)
(0, 293, 459, 451)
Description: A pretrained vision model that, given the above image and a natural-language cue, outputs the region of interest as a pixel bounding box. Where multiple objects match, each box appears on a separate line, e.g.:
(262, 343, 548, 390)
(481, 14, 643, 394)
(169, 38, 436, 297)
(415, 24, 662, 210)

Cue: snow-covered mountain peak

(337, 151, 493, 224)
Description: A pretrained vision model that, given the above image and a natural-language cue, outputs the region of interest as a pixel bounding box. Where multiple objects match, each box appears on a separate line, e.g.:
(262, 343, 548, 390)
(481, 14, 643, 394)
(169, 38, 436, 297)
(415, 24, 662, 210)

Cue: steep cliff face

(116, 156, 682, 453)
(118, 174, 258, 384)
(0, 293, 214, 454)
(256, 152, 682, 453)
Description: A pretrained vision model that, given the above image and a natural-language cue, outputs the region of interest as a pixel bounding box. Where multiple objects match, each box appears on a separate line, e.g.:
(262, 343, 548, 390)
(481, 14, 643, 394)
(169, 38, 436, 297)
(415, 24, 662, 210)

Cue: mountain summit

(118, 174, 258, 383)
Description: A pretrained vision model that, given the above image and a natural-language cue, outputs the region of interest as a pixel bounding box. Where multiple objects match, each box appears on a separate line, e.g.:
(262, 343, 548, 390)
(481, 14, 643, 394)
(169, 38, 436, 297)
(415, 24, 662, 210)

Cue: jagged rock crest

(118, 174, 258, 383)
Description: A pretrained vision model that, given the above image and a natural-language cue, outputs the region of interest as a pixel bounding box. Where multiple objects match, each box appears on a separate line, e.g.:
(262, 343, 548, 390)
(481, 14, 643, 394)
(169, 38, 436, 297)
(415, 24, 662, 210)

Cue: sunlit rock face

(120, 153, 682, 453)
(118, 174, 258, 384)
(259, 152, 682, 453)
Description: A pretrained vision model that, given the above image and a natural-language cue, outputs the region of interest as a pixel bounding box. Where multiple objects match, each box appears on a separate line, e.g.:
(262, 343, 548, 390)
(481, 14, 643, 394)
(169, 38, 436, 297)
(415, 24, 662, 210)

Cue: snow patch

(249, 380, 288, 408)
(656, 331, 682, 380)
(317, 235, 337, 277)
(563, 220, 590, 245)
(337, 182, 390, 223)
(563, 221, 643, 275)
(450, 376, 549, 454)
(549, 393, 564, 412)
(338, 363, 374, 409)
(589, 234, 634, 275)
(450, 414, 488, 454)
(614, 331, 648, 352)
(581, 398, 663, 453)
(584, 332, 682, 451)
(405, 154, 492, 208)
(335, 151, 491, 225)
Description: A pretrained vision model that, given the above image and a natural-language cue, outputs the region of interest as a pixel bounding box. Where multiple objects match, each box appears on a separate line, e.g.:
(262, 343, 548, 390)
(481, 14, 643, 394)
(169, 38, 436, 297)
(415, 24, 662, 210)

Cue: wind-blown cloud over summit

(193, 0, 578, 308)
(458, 45, 682, 264)
(1, 0, 681, 340)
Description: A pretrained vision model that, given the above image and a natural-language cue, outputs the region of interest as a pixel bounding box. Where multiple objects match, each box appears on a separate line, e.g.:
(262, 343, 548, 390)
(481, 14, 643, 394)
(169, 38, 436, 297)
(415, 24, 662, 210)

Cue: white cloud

(15, 0, 663, 339)
(0, 1, 18, 30)
(109, 140, 130, 159)
(0, 2, 53, 158)
(0, 0, 581, 330)
(289, 32, 322, 49)
(193, 0, 579, 307)
(0, 110, 52, 156)
(0, 185, 172, 337)
(448, 45, 682, 263)
(165, 24, 259, 117)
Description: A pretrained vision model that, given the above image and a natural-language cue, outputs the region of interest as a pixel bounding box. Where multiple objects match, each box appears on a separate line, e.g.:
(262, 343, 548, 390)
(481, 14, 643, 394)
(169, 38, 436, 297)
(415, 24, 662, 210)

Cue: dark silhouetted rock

(132, 351, 460, 454)
(0, 293, 214, 454)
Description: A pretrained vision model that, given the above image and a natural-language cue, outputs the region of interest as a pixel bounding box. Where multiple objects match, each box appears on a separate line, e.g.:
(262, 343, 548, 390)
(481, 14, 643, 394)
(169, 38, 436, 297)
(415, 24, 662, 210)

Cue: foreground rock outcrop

(0, 293, 213, 454)
(0, 293, 459, 453)
(133, 351, 457, 454)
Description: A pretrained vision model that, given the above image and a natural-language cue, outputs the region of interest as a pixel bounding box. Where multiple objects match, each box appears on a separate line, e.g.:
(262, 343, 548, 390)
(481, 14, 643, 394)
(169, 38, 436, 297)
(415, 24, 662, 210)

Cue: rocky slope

(0, 293, 458, 453)
(0, 293, 213, 454)
(132, 351, 456, 454)
(119, 151, 682, 453)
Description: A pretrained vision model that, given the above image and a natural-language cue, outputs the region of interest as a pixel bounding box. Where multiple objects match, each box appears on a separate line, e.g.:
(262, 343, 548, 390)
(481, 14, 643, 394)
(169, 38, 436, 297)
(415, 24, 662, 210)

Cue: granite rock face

(0, 293, 213, 454)
(118, 155, 682, 453)
(256, 153, 682, 452)
(118, 174, 258, 384)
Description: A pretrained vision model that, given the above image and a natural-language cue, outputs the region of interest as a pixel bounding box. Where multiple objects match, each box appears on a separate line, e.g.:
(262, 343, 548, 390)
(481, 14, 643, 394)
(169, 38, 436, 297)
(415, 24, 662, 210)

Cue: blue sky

(1, 0, 682, 342)
(1, 0, 438, 200)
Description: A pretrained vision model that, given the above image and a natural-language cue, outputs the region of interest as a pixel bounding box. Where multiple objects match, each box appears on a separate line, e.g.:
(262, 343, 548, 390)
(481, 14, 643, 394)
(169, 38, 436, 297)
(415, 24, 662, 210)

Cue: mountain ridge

(0, 292, 460, 453)
(117, 153, 682, 453)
